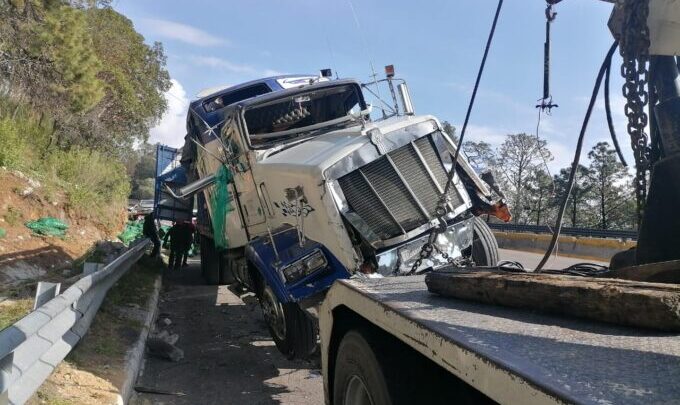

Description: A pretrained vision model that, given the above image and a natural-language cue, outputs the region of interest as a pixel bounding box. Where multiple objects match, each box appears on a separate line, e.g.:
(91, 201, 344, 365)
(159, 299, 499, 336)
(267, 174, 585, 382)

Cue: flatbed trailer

(320, 275, 680, 404)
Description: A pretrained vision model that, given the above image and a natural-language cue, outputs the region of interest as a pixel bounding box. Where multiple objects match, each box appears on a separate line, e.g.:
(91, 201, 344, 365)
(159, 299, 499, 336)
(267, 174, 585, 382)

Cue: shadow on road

(133, 259, 322, 405)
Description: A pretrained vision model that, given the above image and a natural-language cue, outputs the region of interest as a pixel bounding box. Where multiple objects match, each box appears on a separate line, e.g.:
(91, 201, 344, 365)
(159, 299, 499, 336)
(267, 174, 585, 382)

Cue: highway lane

(499, 248, 608, 269)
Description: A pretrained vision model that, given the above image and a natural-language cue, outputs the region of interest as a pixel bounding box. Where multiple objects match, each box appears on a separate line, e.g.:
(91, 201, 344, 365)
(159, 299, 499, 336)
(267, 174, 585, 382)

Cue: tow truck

(319, 1, 680, 404)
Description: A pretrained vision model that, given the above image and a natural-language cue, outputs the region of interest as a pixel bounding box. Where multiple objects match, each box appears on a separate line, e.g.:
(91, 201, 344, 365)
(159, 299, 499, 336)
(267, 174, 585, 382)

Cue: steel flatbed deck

(319, 275, 680, 404)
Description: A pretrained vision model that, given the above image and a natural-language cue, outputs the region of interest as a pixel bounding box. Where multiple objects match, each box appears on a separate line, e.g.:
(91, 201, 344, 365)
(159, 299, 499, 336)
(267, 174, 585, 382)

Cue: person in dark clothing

(142, 213, 161, 258)
(181, 221, 196, 267)
(164, 222, 193, 270)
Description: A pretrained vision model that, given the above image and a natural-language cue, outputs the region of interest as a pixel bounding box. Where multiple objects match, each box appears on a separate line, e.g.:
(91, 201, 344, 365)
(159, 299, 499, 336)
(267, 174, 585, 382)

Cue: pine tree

(40, 5, 104, 113)
(496, 133, 553, 224)
(586, 142, 632, 229)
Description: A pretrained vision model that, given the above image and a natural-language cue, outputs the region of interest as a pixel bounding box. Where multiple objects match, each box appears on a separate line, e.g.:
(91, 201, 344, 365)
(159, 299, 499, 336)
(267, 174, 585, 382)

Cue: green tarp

(210, 165, 233, 250)
(25, 217, 68, 237)
(118, 220, 143, 245)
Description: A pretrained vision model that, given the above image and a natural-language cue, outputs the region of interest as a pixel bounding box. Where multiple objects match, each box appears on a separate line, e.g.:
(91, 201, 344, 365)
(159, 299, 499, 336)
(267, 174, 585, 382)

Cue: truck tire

(471, 217, 499, 266)
(200, 235, 220, 285)
(218, 252, 236, 285)
(333, 329, 393, 405)
(259, 283, 317, 360)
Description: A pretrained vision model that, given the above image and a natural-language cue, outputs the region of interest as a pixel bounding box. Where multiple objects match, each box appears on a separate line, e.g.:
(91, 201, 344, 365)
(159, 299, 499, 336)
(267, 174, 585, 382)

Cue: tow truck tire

(200, 235, 220, 285)
(333, 329, 393, 405)
(259, 283, 317, 360)
(471, 217, 499, 266)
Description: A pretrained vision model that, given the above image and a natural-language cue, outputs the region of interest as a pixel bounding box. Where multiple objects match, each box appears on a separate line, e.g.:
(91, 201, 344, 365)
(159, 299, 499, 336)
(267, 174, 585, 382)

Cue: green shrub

(3, 206, 23, 226)
(44, 148, 130, 221)
(0, 117, 31, 169)
(0, 99, 131, 230)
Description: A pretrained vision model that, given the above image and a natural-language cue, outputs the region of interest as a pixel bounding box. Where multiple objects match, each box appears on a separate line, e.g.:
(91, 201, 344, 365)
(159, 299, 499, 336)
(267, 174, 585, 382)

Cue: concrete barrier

(494, 231, 636, 262)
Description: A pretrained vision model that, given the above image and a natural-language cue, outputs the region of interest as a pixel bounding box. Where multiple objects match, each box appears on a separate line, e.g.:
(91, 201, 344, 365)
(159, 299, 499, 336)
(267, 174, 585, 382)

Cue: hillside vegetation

(0, 0, 170, 226)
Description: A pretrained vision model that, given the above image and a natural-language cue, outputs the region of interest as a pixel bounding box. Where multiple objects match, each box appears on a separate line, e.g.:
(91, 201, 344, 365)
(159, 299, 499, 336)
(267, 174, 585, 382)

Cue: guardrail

(487, 222, 638, 240)
(0, 239, 151, 405)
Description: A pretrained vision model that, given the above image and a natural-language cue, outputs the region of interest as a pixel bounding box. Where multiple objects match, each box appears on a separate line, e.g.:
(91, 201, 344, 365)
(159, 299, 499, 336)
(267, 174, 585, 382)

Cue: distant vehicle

(156, 69, 507, 359)
(128, 199, 155, 217)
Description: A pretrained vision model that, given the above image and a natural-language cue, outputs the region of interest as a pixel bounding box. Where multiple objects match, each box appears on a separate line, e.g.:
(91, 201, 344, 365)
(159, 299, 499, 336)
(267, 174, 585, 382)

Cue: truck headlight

(282, 249, 328, 283)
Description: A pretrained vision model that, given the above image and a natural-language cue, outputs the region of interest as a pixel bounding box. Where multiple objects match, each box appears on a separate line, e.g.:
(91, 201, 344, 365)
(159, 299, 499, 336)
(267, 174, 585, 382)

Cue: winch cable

(534, 40, 619, 272)
(534, 108, 557, 194)
(408, 0, 503, 275)
(604, 55, 629, 166)
(442, 0, 504, 200)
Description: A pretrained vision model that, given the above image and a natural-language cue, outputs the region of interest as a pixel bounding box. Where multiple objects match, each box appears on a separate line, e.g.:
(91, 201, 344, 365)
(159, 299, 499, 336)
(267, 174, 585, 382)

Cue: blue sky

(114, 0, 632, 172)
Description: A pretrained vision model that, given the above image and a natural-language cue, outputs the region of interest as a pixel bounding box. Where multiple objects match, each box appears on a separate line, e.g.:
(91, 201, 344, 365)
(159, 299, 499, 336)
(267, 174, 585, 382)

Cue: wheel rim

(261, 286, 286, 341)
(343, 375, 374, 405)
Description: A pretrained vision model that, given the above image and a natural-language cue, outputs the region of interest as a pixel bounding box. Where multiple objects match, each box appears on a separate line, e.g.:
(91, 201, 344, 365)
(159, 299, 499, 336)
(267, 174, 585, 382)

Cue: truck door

(223, 117, 267, 229)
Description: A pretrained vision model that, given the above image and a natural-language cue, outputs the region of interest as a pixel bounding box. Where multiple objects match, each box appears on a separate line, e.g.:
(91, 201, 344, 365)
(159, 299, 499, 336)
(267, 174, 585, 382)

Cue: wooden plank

(425, 269, 680, 331)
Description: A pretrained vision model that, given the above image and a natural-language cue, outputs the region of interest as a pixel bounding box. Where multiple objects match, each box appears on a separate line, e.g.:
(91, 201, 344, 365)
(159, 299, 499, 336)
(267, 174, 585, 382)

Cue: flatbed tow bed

(320, 275, 680, 404)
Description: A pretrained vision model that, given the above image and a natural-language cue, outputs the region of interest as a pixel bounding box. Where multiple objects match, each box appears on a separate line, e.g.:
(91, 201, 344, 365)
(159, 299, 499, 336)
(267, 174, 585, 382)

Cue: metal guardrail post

(0, 352, 13, 405)
(32, 282, 60, 311)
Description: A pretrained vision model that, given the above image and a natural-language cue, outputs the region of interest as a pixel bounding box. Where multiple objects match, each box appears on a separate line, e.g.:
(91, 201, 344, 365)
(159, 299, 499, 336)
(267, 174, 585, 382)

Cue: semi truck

(155, 70, 508, 359)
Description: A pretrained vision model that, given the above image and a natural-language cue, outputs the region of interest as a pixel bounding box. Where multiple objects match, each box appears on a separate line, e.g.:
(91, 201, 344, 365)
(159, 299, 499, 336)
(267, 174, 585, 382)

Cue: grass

(3, 206, 23, 226)
(35, 390, 75, 405)
(106, 256, 161, 308)
(0, 299, 33, 330)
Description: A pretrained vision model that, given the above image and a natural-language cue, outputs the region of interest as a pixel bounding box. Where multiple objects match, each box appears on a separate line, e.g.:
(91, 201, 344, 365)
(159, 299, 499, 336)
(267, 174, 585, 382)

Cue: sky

(114, 0, 634, 173)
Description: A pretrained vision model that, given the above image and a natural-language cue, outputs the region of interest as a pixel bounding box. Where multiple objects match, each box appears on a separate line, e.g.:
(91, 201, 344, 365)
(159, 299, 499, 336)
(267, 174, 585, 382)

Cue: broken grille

(338, 135, 465, 240)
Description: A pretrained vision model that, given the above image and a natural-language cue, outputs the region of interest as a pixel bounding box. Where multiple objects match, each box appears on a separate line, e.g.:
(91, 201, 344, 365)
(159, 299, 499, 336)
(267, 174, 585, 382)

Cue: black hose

(535, 40, 619, 272)
(442, 0, 504, 198)
(604, 48, 628, 166)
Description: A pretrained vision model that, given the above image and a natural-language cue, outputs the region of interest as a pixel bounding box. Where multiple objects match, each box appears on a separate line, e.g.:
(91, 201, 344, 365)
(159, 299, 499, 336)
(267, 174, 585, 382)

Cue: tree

(496, 133, 553, 224)
(585, 142, 633, 229)
(128, 143, 157, 199)
(84, 7, 170, 154)
(39, 5, 104, 113)
(462, 140, 495, 172)
(0, 1, 170, 156)
(525, 169, 554, 226)
(441, 120, 458, 143)
(553, 165, 592, 227)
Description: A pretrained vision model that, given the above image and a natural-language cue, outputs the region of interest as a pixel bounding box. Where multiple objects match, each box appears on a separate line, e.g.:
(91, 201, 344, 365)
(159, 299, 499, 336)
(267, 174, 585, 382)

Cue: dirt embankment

(0, 167, 126, 328)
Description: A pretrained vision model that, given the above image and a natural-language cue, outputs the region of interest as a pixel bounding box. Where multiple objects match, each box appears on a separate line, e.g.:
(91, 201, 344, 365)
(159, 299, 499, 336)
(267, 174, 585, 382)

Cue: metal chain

(619, 0, 651, 226)
(408, 206, 449, 274)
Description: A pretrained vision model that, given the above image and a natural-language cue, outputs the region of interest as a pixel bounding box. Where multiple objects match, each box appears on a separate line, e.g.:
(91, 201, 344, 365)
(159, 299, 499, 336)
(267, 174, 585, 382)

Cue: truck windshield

(244, 84, 363, 147)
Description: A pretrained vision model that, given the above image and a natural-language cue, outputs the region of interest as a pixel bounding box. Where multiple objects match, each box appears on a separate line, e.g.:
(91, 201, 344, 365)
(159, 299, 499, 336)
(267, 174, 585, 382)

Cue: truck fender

(244, 240, 291, 303)
(244, 227, 352, 305)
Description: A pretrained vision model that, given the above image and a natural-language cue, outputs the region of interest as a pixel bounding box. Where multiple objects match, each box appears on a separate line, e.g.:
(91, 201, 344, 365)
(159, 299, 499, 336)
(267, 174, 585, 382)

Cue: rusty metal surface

(343, 275, 680, 404)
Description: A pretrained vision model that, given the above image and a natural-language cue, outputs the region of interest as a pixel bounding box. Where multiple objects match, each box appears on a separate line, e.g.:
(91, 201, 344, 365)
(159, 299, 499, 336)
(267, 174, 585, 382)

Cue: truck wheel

(200, 235, 220, 285)
(218, 252, 236, 285)
(260, 283, 317, 360)
(471, 217, 499, 266)
(333, 330, 392, 405)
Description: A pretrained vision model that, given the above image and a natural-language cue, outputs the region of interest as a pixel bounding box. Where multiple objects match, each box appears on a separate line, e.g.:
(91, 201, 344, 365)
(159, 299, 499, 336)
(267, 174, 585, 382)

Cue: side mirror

(350, 104, 373, 121)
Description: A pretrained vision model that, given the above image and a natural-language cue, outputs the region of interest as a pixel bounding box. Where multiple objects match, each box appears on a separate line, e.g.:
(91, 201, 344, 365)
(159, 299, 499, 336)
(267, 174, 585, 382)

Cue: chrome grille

(414, 137, 465, 208)
(338, 134, 465, 240)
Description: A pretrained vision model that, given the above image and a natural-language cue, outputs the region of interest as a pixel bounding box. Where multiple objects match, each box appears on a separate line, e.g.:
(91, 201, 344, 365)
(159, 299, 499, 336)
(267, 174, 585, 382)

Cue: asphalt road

(498, 248, 608, 269)
(132, 258, 323, 405)
(132, 249, 606, 405)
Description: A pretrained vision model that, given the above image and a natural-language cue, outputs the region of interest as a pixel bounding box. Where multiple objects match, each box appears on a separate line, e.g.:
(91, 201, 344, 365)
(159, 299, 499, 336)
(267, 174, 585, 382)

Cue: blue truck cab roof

(188, 74, 325, 130)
